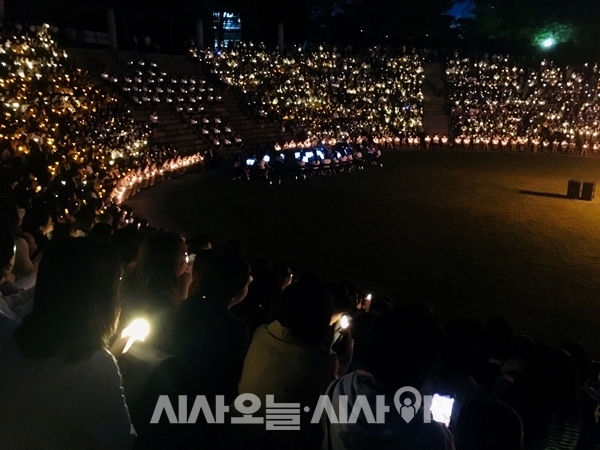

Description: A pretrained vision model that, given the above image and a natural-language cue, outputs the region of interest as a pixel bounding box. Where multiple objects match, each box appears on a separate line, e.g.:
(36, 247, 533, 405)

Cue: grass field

(129, 151, 600, 356)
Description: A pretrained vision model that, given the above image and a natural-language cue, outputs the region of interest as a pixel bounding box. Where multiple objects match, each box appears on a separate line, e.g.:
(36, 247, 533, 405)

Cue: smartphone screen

(430, 394, 454, 426)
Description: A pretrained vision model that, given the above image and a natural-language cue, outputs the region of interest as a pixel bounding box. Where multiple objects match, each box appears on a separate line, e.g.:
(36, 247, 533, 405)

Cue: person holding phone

(323, 304, 453, 450)
(233, 277, 353, 449)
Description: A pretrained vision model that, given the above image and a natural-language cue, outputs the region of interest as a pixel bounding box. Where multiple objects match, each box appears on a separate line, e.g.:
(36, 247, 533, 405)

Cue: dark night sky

(6, 0, 599, 58)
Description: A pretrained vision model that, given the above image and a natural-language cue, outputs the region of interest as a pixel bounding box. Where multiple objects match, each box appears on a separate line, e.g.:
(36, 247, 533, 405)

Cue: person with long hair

(0, 237, 135, 449)
(131, 251, 252, 449)
(119, 231, 191, 349)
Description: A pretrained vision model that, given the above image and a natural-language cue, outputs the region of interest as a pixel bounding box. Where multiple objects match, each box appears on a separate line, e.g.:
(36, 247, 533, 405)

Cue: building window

(213, 12, 241, 47)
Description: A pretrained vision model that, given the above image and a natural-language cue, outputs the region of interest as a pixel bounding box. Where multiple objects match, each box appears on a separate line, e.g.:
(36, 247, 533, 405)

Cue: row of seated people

(233, 153, 284, 182)
(102, 58, 224, 107)
(342, 133, 600, 155)
(449, 135, 600, 155)
(233, 145, 383, 181)
(373, 135, 429, 149)
(420, 134, 600, 154)
(106, 77, 222, 109)
(111, 152, 204, 203)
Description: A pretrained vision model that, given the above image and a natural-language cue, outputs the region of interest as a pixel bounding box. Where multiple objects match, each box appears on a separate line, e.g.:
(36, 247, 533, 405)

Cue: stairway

(422, 63, 450, 137)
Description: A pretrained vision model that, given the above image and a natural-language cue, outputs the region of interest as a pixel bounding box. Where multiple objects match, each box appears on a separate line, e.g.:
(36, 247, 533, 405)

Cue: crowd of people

(1, 205, 600, 449)
(102, 60, 245, 150)
(4, 25, 600, 449)
(234, 141, 383, 182)
(194, 43, 424, 145)
(0, 22, 203, 228)
(447, 52, 600, 154)
(189, 42, 600, 157)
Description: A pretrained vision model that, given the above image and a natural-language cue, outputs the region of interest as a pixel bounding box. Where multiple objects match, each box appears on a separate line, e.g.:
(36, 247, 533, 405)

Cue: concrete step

(168, 134, 208, 143)
(155, 120, 188, 128)
(423, 61, 450, 138)
(156, 129, 196, 138)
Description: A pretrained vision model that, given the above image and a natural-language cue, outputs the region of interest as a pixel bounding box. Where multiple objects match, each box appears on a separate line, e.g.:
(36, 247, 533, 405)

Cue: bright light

(120, 318, 150, 353)
(340, 315, 351, 329)
(541, 37, 555, 49)
(430, 394, 454, 426)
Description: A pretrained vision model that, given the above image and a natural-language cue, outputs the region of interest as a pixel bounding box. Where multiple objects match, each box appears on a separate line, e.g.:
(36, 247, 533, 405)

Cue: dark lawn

(129, 151, 600, 356)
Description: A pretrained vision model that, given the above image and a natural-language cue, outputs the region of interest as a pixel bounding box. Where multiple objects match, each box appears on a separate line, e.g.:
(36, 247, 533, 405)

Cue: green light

(533, 23, 574, 49)
(541, 37, 555, 49)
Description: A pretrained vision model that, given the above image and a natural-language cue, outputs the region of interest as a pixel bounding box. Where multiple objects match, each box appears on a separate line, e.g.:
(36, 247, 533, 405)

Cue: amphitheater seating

(66, 48, 292, 153)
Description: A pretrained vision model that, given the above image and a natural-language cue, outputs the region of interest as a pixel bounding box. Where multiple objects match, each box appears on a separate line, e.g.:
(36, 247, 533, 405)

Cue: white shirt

(0, 297, 16, 321)
(0, 288, 35, 322)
